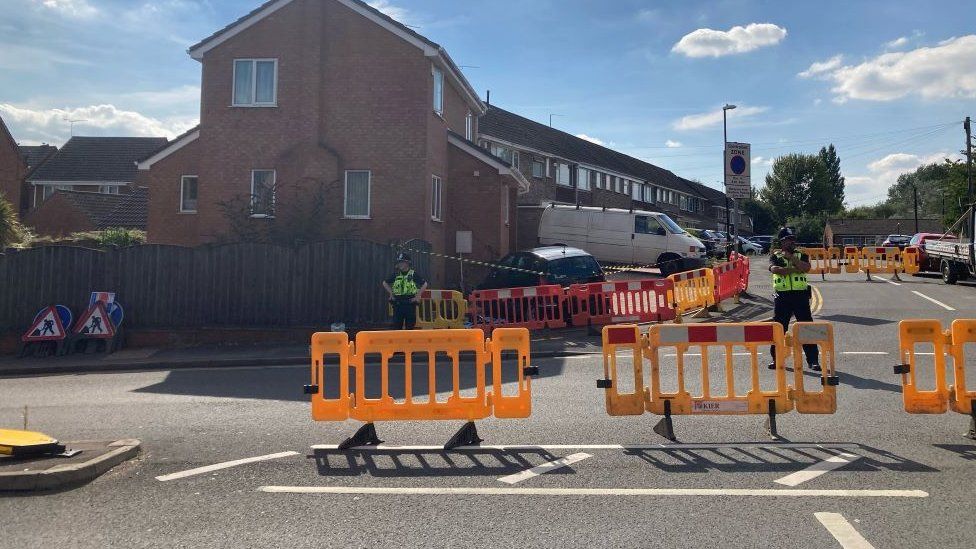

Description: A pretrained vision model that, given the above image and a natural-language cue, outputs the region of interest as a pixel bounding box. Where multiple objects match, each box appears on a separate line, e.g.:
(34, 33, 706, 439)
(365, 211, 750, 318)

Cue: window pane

(433, 67, 444, 112)
(557, 164, 570, 186)
(255, 61, 276, 103)
(345, 171, 370, 217)
(532, 159, 543, 178)
(431, 176, 442, 220)
(234, 60, 253, 105)
(251, 170, 275, 215)
(181, 176, 198, 211)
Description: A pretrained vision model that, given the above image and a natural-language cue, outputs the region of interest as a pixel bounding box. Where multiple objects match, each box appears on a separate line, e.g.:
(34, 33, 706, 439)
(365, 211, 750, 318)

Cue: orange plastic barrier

(599, 321, 839, 440)
(388, 290, 468, 330)
(844, 246, 860, 273)
(668, 268, 716, 323)
(801, 247, 842, 276)
(861, 246, 902, 280)
(900, 247, 922, 275)
(713, 255, 749, 303)
(468, 285, 567, 333)
(568, 279, 675, 326)
(306, 328, 536, 449)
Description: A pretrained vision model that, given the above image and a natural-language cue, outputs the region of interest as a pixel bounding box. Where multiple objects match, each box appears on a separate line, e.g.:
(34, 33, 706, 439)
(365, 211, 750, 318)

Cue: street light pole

(722, 104, 737, 257)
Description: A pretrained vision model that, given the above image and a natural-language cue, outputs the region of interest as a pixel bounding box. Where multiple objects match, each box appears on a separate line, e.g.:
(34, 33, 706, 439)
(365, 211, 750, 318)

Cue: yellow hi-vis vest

(392, 270, 419, 297)
(772, 252, 809, 292)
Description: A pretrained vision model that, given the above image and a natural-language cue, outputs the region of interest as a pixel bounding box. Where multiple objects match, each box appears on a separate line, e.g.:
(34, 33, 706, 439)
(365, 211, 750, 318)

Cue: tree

(808, 144, 845, 215)
(759, 153, 819, 224)
(740, 198, 776, 235)
(0, 193, 26, 248)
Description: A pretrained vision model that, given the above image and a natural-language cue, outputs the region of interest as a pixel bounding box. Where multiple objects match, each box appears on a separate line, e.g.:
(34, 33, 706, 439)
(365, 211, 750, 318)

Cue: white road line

(873, 275, 901, 286)
(663, 352, 753, 358)
(257, 486, 927, 498)
(312, 442, 859, 452)
(156, 451, 300, 481)
(497, 453, 591, 484)
(815, 512, 876, 549)
(774, 453, 861, 486)
(841, 352, 888, 356)
(912, 290, 956, 311)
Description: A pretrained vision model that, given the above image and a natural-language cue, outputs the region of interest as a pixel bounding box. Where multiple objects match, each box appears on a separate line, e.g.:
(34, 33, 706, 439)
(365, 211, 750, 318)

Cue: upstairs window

(180, 176, 198, 213)
(431, 175, 443, 221)
(531, 158, 544, 178)
(556, 163, 571, 186)
(433, 66, 444, 114)
(234, 59, 277, 106)
(344, 170, 371, 218)
(250, 169, 276, 217)
(577, 167, 591, 191)
(465, 111, 473, 140)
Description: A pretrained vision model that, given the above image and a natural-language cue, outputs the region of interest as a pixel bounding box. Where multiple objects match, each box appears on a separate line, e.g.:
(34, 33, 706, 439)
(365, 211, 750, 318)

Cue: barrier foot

(445, 421, 482, 450)
(966, 402, 976, 441)
(338, 423, 382, 450)
(653, 401, 677, 442)
(764, 400, 781, 440)
(691, 307, 712, 320)
(893, 272, 902, 282)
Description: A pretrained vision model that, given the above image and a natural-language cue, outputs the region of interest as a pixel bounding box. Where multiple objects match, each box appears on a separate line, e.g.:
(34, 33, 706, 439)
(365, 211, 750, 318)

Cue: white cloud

(672, 105, 768, 131)
(812, 35, 976, 102)
(885, 36, 909, 49)
(120, 85, 201, 109)
(665, 140, 683, 148)
(752, 156, 774, 167)
(367, 0, 412, 24)
(576, 134, 606, 146)
(846, 151, 959, 205)
(798, 55, 843, 79)
(672, 23, 787, 58)
(0, 103, 198, 145)
(32, 0, 98, 19)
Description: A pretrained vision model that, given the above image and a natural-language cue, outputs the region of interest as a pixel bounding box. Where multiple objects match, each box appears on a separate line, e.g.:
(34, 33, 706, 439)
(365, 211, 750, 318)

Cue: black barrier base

(653, 400, 677, 442)
(764, 400, 781, 440)
(966, 402, 976, 441)
(338, 423, 382, 450)
(444, 421, 482, 450)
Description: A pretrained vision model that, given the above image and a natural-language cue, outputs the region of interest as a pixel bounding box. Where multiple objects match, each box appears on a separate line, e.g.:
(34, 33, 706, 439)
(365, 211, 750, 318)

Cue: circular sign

(32, 305, 73, 330)
(730, 155, 747, 175)
(106, 302, 124, 328)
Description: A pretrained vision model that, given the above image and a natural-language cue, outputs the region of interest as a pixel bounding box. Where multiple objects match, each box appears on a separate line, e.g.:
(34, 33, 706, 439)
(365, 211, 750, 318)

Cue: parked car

(686, 228, 719, 258)
(537, 205, 706, 276)
(881, 234, 912, 249)
(736, 236, 762, 255)
(748, 235, 774, 254)
(477, 246, 606, 290)
(909, 232, 957, 272)
(702, 230, 729, 253)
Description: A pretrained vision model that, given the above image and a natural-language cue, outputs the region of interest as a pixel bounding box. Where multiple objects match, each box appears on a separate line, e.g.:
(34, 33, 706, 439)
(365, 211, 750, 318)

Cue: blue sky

(2, 0, 974, 206)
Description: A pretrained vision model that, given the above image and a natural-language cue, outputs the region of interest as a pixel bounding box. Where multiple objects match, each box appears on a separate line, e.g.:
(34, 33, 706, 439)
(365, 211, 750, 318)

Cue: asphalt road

(2, 267, 975, 548)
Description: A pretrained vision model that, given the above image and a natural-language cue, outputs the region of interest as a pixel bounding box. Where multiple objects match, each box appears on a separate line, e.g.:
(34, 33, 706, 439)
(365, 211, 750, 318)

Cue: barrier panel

(668, 268, 716, 323)
(306, 327, 536, 449)
(569, 279, 675, 327)
(468, 285, 567, 333)
(712, 256, 748, 303)
(801, 248, 842, 276)
(844, 246, 860, 273)
(861, 246, 902, 280)
(901, 247, 921, 275)
(387, 290, 468, 329)
(598, 321, 839, 440)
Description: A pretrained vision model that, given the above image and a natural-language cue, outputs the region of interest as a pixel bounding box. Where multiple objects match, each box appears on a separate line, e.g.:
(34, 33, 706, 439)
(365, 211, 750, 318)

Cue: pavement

(2, 265, 975, 547)
(0, 439, 141, 491)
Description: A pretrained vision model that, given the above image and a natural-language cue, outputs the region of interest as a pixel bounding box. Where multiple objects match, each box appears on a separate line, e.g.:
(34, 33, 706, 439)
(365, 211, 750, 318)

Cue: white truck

(926, 206, 975, 285)
(537, 205, 707, 275)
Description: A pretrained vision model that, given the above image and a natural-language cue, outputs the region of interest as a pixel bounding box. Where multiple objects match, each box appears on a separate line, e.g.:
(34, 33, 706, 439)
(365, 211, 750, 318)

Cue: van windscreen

(657, 214, 685, 234)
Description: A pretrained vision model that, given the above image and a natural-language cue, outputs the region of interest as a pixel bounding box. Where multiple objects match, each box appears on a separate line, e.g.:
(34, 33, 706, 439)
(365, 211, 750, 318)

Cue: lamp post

(723, 104, 737, 256)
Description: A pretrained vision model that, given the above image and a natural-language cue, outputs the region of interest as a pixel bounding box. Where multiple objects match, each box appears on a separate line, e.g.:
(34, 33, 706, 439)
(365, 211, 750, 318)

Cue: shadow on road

(818, 314, 894, 327)
(835, 370, 903, 393)
(933, 444, 976, 460)
(311, 447, 566, 477)
(623, 443, 937, 474)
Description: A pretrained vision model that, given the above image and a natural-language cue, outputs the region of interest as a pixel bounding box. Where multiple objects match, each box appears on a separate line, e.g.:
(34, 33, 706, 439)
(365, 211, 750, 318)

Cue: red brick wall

(22, 194, 96, 237)
(146, 139, 201, 245)
(0, 125, 25, 217)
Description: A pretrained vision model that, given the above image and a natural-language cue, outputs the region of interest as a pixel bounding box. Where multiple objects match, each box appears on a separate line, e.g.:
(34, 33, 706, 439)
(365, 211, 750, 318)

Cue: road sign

(89, 292, 116, 307)
(725, 142, 751, 200)
(23, 306, 68, 342)
(73, 302, 116, 339)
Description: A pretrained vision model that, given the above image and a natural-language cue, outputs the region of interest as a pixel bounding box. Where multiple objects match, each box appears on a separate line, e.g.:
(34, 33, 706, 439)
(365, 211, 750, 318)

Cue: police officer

(382, 253, 428, 330)
(768, 227, 820, 371)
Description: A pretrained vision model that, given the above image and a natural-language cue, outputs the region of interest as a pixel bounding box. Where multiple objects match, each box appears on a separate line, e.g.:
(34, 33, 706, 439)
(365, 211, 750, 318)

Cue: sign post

(725, 142, 752, 255)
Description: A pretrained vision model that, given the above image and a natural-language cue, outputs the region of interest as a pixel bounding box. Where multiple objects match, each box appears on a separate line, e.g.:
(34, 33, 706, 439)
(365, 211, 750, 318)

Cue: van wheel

(941, 260, 958, 285)
(658, 254, 683, 277)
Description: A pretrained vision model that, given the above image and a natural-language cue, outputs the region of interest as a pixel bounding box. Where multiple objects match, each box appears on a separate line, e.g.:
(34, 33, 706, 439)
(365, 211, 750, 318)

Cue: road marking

(258, 486, 927, 498)
(312, 442, 860, 452)
(497, 452, 591, 484)
(774, 452, 860, 486)
(811, 286, 824, 315)
(874, 275, 901, 286)
(663, 352, 753, 358)
(841, 352, 888, 356)
(155, 451, 300, 481)
(815, 512, 876, 548)
(911, 290, 956, 311)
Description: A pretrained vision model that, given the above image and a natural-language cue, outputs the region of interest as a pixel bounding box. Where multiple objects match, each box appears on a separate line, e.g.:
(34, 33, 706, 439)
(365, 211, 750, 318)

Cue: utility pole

(913, 183, 919, 234)
(722, 104, 737, 257)
(966, 116, 973, 204)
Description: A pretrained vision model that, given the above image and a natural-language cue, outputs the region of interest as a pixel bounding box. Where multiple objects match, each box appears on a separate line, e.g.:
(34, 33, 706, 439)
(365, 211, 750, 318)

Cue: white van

(537, 205, 706, 275)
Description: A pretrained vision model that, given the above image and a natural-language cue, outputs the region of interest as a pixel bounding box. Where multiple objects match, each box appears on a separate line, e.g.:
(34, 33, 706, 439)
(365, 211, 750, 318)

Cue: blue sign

(32, 305, 73, 331)
(106, 302, 124, 328)
(730, 155, 747, 175)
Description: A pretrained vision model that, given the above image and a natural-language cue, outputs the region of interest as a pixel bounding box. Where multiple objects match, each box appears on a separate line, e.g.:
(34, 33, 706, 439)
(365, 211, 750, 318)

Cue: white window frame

(577, 167, 591, 191)
(503, 186, 510, 226)
(556, 163, 571, 187)
(179, 175, 198, 213)
(531, 158, 544, 179)
(343, 170, 371, 219)
(232, 58, 278, 107)
(512, 150, 520, 170)
(250, 169, 276, 218)
(465, 111, 473, 140)
(432, 66, 444, 114)
(431, 175, 443, 222)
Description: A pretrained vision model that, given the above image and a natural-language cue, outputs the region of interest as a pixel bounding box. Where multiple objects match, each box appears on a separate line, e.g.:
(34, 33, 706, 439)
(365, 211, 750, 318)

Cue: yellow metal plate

(0, 429, 59, 455)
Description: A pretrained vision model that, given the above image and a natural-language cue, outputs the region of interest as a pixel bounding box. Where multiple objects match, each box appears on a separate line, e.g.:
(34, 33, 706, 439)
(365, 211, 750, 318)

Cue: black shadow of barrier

(311, 448, 564, 478)
(933, 444, 976, 460)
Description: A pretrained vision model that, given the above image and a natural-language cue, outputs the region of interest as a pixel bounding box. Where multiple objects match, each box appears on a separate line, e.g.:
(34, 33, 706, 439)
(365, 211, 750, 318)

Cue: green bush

(0, 194, 28, 248)
(69, 228, 147, 247)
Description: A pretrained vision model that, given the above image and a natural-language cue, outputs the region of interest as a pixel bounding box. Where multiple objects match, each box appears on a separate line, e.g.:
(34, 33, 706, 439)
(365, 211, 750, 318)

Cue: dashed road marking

(257, 486, 927, 498)
(815, 512, 876, 548)
(774, 453, 860, 486)
(156, 451, 300, 481)
(497, 452, 591, 484)
(911, 290, 956, 311)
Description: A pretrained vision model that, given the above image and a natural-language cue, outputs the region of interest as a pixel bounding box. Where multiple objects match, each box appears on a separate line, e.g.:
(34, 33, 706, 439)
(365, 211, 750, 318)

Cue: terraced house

(139, 0, 528, 287)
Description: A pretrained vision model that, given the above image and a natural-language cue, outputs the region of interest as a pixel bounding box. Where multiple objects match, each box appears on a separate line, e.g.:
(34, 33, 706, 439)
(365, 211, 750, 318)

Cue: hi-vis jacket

(772, 252, 809, 292)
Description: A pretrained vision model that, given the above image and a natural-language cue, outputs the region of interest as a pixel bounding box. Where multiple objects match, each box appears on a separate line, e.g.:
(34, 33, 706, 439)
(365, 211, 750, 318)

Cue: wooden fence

(0, 239, 431, 331)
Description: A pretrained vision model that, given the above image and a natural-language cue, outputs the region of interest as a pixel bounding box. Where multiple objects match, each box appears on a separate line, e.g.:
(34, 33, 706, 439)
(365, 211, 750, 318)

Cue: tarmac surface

(1, 267, 975, 548)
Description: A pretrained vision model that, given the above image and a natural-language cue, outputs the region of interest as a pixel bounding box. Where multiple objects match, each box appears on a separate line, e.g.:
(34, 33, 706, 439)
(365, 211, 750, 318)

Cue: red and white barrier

(656, 323, 776, 344)
(568, 278, 676, 326)
(713, 254, 749, 303)
(468, 285, 567, 333)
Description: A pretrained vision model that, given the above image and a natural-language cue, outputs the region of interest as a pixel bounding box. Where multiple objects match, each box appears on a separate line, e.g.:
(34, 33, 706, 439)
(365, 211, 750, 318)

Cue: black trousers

(391, 299, 417, 330)
(769, 289, 819, 365)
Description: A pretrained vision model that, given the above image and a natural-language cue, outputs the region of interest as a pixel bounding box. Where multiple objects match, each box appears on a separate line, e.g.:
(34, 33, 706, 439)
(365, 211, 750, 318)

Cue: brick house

(0, 116, 26, 216)
(478, 106, 751, 248)
(824, 218, 944, 247)
(140, 0, 528, 288)
(24, 188, 149, 238)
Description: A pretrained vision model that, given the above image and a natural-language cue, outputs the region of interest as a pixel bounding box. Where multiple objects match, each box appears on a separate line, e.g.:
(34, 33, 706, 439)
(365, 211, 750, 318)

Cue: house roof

(48, 188, 149, 230)
(19, 145, 58, 173)
(479, 106, 711, 199)
(29, 137, 168, 183)
(136, 126, 200, 170)
(187, 0, 484, 112)
(447, 131, 530, 193)
(827, 218, 944, 235)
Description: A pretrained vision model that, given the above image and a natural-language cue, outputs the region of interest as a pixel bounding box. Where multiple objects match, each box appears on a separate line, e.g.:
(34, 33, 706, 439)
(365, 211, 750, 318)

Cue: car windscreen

(909, 234, 921, 245)
(656, 214, 685, 234)
(547, 256, 602, 280)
